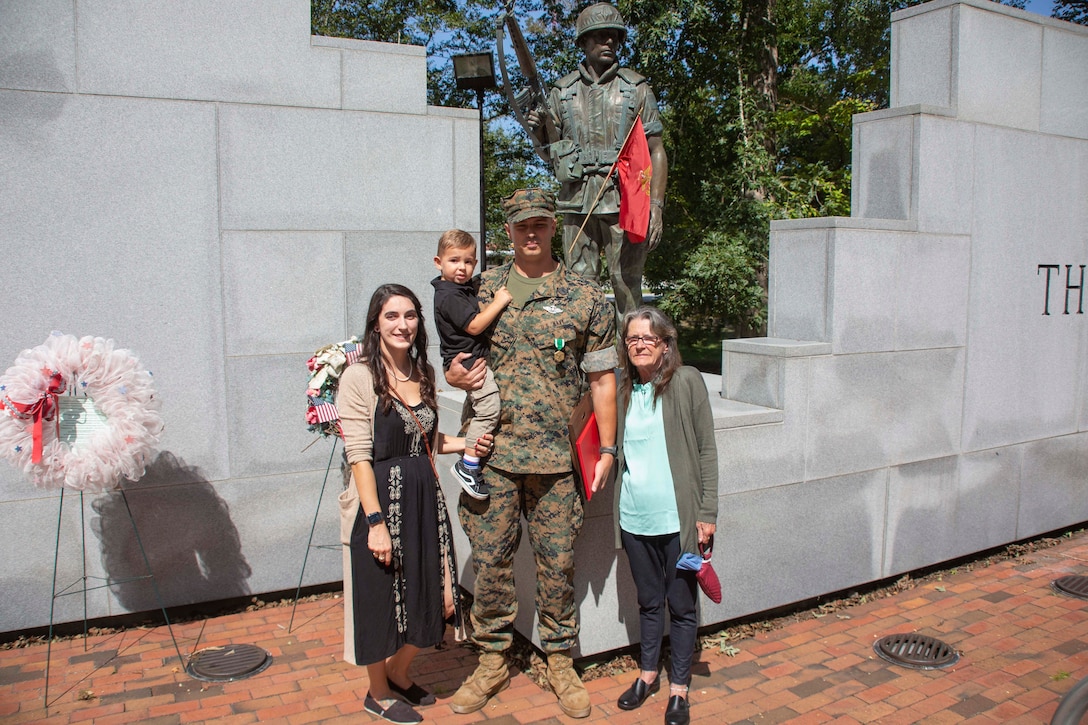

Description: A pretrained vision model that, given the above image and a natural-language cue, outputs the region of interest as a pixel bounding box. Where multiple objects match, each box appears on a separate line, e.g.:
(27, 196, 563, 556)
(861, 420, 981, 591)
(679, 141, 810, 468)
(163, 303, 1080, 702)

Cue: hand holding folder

(567, 393, 600, 501)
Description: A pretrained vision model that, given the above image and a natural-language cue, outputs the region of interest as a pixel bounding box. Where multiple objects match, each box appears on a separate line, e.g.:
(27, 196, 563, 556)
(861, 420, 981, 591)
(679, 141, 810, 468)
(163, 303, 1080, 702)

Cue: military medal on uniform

(553, 338, 566, 363)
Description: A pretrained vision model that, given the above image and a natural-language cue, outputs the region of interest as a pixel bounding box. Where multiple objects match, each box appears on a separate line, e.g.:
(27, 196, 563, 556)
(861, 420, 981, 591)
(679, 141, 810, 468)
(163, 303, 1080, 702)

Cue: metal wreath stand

(291, 337, 363, 632)
(0, 333, 181, 707)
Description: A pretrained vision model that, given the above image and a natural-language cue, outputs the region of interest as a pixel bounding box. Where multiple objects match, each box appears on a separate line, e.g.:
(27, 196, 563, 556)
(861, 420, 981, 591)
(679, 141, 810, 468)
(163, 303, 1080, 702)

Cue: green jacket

(614, 366, 719, 554)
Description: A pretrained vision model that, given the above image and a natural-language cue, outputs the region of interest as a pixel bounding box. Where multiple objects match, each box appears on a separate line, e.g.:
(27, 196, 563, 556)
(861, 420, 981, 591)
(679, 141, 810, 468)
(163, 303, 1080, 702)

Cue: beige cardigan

(337, 362, 377, 465)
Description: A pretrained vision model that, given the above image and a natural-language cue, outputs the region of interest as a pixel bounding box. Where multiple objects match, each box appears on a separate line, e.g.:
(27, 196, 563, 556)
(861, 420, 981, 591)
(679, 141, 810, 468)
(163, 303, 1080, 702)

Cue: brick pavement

(2, 531, 1087, 724)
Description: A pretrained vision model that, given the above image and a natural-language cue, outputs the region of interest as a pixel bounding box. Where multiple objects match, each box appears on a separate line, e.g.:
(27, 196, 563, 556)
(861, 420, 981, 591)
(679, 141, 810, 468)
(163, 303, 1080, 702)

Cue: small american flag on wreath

(305, 337, 362, 438)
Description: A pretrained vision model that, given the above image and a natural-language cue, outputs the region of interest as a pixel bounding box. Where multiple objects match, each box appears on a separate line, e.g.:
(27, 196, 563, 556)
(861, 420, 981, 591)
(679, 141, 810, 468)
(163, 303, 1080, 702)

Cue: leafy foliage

(312, 0, 469, 50)
(621, 0, 910, 335)
(1053, 0, 1088, 24)
(658, 231, 768, 332)
(483, 124, 553, 262)
(311, 0, 1052, 337)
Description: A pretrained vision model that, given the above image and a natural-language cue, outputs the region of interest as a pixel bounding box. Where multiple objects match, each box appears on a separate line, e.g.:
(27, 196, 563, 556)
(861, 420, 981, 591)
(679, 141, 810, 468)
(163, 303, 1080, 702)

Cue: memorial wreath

(305, 337, 362, 439)
(0, 332, 162, 492)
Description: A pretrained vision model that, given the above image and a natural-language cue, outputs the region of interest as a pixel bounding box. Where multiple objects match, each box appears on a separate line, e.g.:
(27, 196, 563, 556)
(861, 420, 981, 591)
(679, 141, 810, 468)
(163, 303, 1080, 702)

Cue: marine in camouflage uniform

(528, 2, 668, 321)
(448, 188, 618, 718)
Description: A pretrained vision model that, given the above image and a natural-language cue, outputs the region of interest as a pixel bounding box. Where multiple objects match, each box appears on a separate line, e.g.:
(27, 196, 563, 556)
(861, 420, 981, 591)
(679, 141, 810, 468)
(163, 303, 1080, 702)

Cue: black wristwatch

(599, 446, 617, 456)
(366, 510, 384, 526)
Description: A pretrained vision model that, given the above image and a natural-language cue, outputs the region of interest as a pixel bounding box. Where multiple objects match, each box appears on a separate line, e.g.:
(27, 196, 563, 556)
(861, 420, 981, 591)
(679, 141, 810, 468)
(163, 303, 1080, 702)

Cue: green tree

(312, 0, 465, 49)
(312, 0, 1040, 342)
(616, 0, 896, 335)
(1053, 0, 1088, 24)
(483, 124, 553, 262)
(618, 0, 1039, 338)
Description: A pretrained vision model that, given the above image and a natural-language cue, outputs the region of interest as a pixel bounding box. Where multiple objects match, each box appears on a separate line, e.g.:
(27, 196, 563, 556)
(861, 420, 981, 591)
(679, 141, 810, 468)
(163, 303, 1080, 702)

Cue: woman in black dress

(337, 284, 491, 724)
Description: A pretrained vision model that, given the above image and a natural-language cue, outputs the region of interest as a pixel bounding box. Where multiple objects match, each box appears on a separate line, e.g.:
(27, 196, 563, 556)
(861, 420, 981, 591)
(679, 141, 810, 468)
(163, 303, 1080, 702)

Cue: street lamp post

(452, 52, 497, 271)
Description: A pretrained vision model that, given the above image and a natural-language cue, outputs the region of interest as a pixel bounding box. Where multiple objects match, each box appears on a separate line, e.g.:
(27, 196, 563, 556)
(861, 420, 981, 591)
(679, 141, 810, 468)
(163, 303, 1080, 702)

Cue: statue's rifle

(496, 5, 559, 163)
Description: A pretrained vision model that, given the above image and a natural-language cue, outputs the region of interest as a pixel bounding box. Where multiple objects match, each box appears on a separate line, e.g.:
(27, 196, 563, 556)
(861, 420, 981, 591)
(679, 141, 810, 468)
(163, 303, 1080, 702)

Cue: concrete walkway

(2, 530, 1088, 724)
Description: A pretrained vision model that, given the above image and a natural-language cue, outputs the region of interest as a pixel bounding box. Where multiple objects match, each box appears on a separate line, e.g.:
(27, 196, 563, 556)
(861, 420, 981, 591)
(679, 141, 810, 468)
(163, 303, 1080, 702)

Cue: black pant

(621, 529, 698, 686)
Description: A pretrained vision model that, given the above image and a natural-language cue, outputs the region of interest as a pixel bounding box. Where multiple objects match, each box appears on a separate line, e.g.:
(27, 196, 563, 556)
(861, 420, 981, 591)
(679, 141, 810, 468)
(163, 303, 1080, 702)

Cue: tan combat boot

(450, 651, 509, 714)
(547, 651, 591, 718)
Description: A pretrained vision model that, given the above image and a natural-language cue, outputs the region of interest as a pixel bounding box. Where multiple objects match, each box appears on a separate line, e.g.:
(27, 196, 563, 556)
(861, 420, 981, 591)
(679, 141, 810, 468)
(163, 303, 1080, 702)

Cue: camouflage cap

(503, 188, 556, 224)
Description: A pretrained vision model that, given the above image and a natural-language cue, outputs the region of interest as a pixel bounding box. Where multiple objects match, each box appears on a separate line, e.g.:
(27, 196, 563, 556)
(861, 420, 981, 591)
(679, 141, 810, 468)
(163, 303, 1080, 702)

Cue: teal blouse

(619, 382, 680, 535)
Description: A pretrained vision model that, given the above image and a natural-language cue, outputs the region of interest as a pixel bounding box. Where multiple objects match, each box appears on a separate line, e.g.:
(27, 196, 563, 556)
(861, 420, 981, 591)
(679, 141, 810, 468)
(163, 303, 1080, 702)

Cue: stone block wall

(0, 0, 479, 632)
(712, 0, 1088, 641)
(3, 0, 1086, 663)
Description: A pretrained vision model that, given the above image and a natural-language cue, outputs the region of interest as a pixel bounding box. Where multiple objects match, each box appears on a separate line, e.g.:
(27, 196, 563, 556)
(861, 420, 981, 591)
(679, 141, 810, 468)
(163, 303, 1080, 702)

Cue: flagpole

(566, 107, 645, 259)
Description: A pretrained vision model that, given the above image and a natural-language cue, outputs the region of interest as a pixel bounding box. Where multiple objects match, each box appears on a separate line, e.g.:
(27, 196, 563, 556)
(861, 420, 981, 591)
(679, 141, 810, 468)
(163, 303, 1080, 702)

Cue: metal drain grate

(1053, 576, 1088, 600)
(186, 644, 272, 682)
(874, 633, 959, 670)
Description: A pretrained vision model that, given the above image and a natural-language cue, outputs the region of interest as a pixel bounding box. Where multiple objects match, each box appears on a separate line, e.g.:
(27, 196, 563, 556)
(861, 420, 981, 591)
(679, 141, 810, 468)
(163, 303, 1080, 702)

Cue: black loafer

(665, 694, 690, 725)
(617, 677, 659, 710)
(363, 692, 423, 724)
(388, 679, 436, 706)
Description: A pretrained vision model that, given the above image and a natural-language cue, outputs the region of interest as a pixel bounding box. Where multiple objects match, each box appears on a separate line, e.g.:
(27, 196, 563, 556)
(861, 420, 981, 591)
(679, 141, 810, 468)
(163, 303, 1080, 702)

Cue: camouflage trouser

(563, 212, 648, 321)
(457, 466, 584, 653)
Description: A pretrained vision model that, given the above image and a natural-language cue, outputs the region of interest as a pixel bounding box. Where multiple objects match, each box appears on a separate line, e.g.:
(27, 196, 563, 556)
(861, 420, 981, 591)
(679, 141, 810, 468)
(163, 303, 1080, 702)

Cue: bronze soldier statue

(526, 2, 668, 319)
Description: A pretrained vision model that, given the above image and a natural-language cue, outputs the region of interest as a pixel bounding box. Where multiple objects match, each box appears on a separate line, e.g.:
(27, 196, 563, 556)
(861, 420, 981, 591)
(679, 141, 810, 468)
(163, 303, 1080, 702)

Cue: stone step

(721, 337, 832, 410)
(701, 373, 783, 428)
(438, 373, 785, 433)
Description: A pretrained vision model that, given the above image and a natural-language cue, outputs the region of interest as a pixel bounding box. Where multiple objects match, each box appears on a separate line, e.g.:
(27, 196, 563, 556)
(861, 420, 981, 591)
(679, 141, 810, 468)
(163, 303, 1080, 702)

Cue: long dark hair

(361, 284, 437, 414)
(619, 306, 682, 409)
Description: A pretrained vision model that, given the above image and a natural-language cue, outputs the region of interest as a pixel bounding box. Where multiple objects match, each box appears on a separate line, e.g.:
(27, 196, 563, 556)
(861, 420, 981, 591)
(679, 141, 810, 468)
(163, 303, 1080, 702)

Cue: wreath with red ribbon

(0, 333, 163, 493)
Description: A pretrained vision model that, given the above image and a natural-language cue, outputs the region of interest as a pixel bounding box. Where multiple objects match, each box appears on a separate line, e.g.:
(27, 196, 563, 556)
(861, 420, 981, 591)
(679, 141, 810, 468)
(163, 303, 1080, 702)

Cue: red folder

(567, 394, 600, 501)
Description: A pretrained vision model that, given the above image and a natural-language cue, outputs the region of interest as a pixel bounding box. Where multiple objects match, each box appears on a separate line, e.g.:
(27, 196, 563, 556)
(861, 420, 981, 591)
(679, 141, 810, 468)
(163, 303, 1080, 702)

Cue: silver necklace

(391, 357, 414, 383)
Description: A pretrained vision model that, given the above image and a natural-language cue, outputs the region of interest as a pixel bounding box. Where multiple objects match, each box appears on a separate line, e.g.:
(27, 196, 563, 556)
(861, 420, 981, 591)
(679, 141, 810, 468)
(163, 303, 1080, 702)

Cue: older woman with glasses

(613, 306, 719, 725)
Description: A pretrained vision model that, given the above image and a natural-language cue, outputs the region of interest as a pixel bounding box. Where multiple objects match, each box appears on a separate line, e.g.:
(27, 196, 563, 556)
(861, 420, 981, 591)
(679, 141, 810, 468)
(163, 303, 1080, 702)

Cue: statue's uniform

(544, 61, 664, 318)
(458, 261, 617, 652)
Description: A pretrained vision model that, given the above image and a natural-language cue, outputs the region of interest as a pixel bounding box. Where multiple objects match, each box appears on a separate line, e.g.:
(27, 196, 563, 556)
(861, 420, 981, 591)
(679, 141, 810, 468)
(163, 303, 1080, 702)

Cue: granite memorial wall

(1, 0, 1086, 661)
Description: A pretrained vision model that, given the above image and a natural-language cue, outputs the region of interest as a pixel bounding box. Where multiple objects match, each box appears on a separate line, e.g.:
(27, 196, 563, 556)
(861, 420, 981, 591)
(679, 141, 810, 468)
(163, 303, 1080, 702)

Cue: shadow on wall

(574, 482, 638, 645)
(91, 451, 252, 612)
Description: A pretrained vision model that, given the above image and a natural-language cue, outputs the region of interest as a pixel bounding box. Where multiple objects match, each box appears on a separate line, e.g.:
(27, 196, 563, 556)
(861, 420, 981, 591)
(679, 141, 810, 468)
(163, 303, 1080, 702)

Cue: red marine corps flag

(617, 115, 652, 244)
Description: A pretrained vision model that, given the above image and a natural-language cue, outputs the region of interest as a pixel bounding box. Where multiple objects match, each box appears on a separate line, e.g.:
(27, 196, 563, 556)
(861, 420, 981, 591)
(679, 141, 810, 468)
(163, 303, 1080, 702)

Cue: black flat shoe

(388, 679, 436, 706)
(664, 694, 690, 725)
(617, 677, 659, 710)
(364, 692, 423, 724)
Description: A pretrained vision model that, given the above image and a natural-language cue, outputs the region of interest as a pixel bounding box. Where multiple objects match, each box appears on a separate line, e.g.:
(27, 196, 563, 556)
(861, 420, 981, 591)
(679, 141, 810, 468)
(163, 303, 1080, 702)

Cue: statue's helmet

(575, 3, 627, 45)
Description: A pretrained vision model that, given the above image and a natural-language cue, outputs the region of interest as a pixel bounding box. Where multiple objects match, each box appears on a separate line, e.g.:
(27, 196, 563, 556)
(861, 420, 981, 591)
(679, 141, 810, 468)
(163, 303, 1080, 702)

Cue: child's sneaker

(452, 460, 489, 500)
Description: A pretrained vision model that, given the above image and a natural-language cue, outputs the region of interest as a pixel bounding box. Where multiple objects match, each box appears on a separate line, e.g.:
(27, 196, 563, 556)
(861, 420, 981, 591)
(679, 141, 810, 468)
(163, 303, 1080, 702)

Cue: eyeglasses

(625, 335, 662, 347)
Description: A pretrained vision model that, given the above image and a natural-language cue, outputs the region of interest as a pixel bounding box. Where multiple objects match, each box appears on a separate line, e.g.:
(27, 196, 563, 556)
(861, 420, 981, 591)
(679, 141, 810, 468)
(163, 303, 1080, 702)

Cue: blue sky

(1022, 0, 1055, 16)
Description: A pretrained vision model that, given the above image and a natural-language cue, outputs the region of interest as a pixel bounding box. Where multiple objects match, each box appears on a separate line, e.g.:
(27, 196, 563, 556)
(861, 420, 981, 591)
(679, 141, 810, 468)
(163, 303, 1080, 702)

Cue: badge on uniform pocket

(553, 338, 566, 363)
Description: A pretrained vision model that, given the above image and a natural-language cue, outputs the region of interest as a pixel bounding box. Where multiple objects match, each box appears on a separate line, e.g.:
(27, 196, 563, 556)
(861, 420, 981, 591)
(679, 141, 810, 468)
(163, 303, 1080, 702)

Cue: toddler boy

(430, 230, 512, 499)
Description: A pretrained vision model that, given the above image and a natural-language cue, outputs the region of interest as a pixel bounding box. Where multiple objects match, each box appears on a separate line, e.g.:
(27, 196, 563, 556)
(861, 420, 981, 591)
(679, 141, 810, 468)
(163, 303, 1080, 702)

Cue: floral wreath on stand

(0, 332, 162, 493)
(305, 337, 363, 439)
